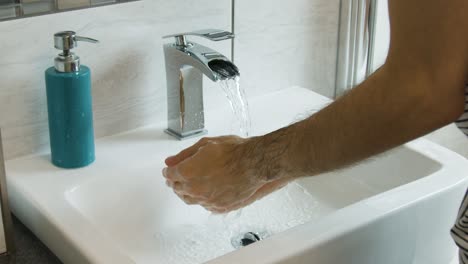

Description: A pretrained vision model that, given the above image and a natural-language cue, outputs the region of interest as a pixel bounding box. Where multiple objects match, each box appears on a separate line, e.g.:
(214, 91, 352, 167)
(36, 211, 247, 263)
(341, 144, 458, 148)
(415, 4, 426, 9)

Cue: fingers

(162, 166, 186, 182)
(165, 179, 183, 190)
(206, 207, 230, 215)
(179, 194, 199, 205)
(165, 137, 212, 167)
(166, 179, 204, 206)
(172, 189, 200, 205)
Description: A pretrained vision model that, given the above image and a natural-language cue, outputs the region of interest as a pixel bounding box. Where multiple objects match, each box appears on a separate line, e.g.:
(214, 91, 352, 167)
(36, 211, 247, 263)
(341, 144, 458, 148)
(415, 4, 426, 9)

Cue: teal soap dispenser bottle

(45, 31, 99, 169)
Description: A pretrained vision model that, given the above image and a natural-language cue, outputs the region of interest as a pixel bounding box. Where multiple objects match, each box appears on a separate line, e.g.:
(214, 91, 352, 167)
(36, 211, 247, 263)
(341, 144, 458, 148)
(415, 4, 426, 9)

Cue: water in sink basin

(65, 146, 440, 264)
(65, 164, 335, 264)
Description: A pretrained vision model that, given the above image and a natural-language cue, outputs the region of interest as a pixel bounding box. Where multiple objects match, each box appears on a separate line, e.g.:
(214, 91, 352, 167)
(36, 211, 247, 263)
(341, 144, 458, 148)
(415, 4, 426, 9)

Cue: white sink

(5, 87, 468, 264)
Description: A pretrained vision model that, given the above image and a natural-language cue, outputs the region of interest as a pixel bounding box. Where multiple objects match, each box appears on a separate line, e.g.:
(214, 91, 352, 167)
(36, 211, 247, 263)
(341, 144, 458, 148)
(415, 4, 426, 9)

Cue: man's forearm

(249, 0, 468, 182)
(253, 63, 465, 181)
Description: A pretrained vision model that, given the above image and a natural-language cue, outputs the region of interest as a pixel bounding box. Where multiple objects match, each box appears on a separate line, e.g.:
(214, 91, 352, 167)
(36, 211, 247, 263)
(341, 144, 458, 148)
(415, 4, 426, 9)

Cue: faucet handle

(163, 29, 235, 47)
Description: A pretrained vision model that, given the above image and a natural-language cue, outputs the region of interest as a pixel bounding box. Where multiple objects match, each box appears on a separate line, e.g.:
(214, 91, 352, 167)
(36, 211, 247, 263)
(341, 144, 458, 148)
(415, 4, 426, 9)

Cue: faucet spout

(164, 43, 238, 82)
(208, 59, 239, 80)
(163, 30, 239, 140)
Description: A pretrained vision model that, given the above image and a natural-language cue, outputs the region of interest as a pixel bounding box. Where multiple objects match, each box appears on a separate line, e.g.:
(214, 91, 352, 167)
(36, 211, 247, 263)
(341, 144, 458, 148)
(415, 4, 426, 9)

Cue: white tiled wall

(0, 0, 344, 160)
(234, 0, 341, 98)
(0, 0, 231, 159)
(1, 0, 465, 161)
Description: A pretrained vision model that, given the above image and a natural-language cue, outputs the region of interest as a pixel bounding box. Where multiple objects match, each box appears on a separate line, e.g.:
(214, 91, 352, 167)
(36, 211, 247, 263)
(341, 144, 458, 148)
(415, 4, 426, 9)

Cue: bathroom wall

(371, 0, 468, 158)
(0, 0, 345, 160)
(0, 0, 232, 159)
(10, 0, 459, 162)
(234, 0, 341, 98)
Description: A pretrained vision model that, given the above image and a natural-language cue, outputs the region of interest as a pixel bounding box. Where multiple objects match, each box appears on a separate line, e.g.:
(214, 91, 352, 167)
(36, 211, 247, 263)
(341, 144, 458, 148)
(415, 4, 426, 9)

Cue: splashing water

(219, 76, 251, 137)
(151, 182, 332, 264)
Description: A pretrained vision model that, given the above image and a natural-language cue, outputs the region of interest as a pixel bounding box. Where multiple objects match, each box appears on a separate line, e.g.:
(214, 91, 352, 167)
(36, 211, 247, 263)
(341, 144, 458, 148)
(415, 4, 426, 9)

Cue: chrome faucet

(163, 29, 239, 140)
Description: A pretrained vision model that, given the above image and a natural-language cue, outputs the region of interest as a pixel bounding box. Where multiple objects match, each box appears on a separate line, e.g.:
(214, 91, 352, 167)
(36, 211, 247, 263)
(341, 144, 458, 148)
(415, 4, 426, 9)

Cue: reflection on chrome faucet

(163, 29, 240, 140)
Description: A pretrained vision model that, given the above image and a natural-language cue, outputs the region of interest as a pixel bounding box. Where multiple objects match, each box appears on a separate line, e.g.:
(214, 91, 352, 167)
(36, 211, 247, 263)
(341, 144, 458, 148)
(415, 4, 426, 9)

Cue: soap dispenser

(45, 31, 98, 169)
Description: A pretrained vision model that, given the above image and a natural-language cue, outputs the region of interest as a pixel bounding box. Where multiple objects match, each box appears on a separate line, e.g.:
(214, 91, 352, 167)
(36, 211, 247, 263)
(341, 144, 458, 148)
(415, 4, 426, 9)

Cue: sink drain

(231, 232, 263, 249)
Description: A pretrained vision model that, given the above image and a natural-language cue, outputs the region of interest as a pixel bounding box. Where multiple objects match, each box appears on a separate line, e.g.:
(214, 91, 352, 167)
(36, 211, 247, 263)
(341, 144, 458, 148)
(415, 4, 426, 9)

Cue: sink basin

(5, 87, 468, 264)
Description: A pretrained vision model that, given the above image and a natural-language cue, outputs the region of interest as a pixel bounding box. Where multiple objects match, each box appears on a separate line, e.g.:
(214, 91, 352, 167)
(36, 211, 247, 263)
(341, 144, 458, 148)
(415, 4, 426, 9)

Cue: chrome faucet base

(163, 29, 238, 140)
(164, 129, 208, 141)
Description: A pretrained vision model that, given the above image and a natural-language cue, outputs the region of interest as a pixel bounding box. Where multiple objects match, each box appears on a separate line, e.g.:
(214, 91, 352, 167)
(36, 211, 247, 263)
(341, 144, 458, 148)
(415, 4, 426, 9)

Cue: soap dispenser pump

(45, 31, 98, 169)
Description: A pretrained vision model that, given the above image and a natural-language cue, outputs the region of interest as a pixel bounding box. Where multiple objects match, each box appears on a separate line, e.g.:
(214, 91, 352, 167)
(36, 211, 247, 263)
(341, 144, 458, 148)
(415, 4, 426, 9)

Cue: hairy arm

(164, 0, 468, 213)
(260, 0, 468, 180)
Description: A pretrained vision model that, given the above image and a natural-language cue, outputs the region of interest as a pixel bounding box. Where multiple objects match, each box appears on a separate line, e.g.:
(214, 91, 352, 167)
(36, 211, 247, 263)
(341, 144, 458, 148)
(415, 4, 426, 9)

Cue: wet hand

(163, 136, 291, 214)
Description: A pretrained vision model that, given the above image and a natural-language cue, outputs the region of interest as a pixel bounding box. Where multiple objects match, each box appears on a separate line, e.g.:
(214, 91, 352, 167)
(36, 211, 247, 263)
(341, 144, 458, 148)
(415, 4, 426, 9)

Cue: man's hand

(163, 136, 291, 214)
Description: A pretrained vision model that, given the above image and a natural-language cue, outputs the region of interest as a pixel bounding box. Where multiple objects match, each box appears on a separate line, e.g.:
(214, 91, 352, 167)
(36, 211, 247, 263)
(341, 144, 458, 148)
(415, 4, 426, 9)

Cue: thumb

(165, 138, 211, 166)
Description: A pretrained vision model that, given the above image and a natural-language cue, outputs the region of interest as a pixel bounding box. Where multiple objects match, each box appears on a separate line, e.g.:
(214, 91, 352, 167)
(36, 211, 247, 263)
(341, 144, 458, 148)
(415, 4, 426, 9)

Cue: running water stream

(218, 76, 251, 137)
(217, 76, 252, 232)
